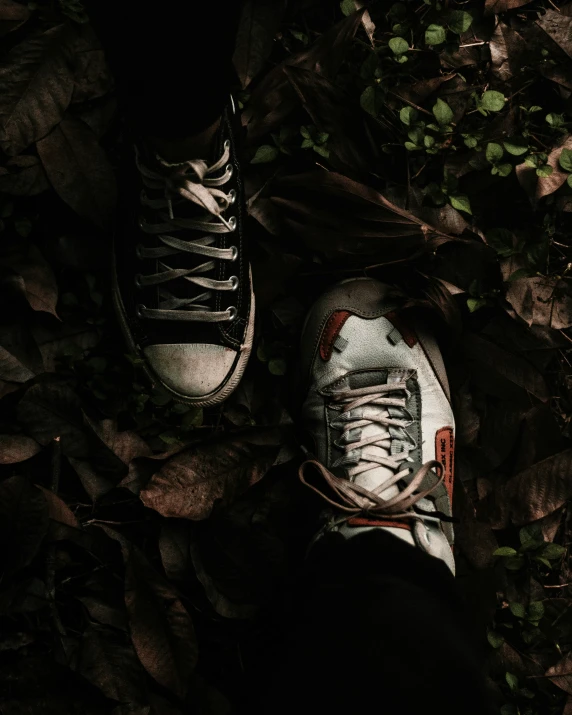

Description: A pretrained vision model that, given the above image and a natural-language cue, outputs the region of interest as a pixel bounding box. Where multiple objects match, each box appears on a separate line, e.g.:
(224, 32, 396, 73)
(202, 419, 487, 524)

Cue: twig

(388, 91, 433, 117)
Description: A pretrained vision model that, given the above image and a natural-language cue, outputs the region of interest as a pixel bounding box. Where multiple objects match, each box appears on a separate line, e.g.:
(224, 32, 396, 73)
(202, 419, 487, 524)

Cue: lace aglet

(167, 198, 174, 220)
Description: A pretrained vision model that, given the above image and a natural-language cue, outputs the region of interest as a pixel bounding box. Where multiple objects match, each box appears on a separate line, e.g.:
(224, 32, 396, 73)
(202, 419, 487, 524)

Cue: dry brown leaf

(0, 155, 49, 196)
(536, 9, 572, 59)
(485, 0, 532, 15)
(0, 434, 41, 464)
(0, 25, 75, 155)
(0, 245, 59, 317)
(0, 0, 29, 36)
(536, 135, 572, 200)
(546, 652, 572, 696)
(506, 276, 572, 329)
(37, 115, 117, 229)
(36, 485, 79, 528)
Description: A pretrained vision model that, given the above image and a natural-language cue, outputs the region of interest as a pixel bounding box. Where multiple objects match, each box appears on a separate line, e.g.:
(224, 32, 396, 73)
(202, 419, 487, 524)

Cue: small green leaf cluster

(493, 525, 567, 572)
(424, 171, 472, 214)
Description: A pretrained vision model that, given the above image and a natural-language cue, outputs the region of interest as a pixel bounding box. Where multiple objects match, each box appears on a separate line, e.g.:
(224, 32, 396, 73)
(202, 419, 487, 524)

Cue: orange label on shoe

(435, 427, 455, 503)
(320, 310, 351, 361)
(346, 518, 412, 530)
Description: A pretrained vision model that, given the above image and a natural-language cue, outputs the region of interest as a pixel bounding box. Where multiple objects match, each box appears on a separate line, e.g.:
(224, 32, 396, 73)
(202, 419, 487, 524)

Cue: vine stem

(46, 437, 66, 643)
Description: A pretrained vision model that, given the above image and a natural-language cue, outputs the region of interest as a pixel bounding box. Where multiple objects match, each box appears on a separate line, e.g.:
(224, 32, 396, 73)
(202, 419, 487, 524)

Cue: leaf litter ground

(0, 0, 572, 713)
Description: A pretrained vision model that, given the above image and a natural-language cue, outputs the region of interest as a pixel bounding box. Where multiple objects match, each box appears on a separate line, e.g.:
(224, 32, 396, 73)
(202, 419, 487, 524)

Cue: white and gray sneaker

(298, 278, 457, 574)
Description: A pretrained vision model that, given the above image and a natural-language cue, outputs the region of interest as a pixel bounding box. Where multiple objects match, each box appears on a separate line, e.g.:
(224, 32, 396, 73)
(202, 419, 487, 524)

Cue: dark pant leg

(85, 1, 243, 137)
(268, 530, 494, 714)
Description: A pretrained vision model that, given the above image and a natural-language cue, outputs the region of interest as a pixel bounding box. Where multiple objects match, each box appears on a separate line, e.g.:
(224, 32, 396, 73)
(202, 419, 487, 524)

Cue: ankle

(149, 116, 221, 162)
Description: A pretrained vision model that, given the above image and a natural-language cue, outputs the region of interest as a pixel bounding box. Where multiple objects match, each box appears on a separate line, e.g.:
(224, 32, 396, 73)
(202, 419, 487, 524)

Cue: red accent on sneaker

(385, 310, 418, 348)
(346, 518, 413, 530)
(435, 426, 455, 503)
(320, 310, 351, 361)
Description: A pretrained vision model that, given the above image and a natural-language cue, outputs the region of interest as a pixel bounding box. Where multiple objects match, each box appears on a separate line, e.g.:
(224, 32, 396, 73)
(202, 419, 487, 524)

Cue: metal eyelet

(228, 216, 237, 231)
(228, 189, 237, 204)
(135, 244, 143, 260)
(136, 304, 146, 319)
(229, 275, 239, 291)
(229, 245, 238, 262)
(138, 216, 147, 230)
(227, 305, 237, 321)
(226, 163, 234, 179)
(224, 139, 231, 151)
(134, 274, 143, 289)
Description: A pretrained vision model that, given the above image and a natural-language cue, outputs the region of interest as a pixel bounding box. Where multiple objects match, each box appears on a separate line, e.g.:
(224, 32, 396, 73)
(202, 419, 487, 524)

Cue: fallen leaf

(0, 244, 59, 317)
(141, 429, 282, 520)
(0, 475, 49, 570)
(101, 529, 198, 700)
(78, 625, 149, 712)
(36, 486, 79, 527)
(485, 0, 532, 15)
(37, 115, 117, 229)
(506, 276, 572, 329)
(0, 25, 75, 155)
(0, 155, 50, 196)
(0, 434, 41, 463)
(536, 8, 572, 60)
(546, 652, 572, 696)
(159, 521, 192, 582)
(483, 448, 572, 528)
(0, 345, 35, 383)
(489, 21, 527, 82)
(0, 0, 30, 37)
(536, 135, 572, 199)
(233, 0, 287, 89)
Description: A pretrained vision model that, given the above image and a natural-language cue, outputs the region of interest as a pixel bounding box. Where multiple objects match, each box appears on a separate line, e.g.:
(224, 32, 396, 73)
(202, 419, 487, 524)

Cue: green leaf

(268, 357, 287, 376)
(340, 0, 355, 16)
(425, 23, 446, 45)
(316, 132, 329, 145)
(404, 141, 421, 151)
(301, 138, 314, 149)
(559, 148, 572, 172)
(486, 142, 504, 163)
(486, 228, 515, 256)
(528, 601, 545, 622)
(534, 556, 553, 568)
(251, 145, 279, 164)
(399, 106, 418, 126)
(389, 36, 409, 54)
(493, 546, 518, 557)
(432, 98, 453, 125)
(360, 86, 380, 117)
(505, 672, 519, 691)
(408, 127, 424, 144)
(497, 163, 513, 177)
(481, 90, 505, 112)
(546, 112, 565, 128)
(567, 174, 572, 189)
(449, 193, 472, 214)
(536, 164, 553, 178)
(300, 125, 311, 139)
(313, 144, 330, 158)
(290, 29, 308, 44)
(467, 297, 486, 312)
(509, 602, 526, 619)
(500, 705, 518, 715)
(448, 10, 473, 34)
(508, 268, 531, 281)
(541, 543, 566, 559)
(424, 135, 436, 148)
(504, 556, 525, 570)
(487, 630, 504, 649)
(504, 138, 528, 156)
(463, 135, 478, 149)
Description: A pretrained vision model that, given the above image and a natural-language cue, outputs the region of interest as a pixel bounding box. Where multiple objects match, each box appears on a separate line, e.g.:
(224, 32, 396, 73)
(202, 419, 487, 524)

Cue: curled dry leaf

(37, 116, 117, 230)
(0, 24, 75, 155)
(36, 486, 79, 528)
(484, 0, 533, 15)
(141, 429, 282, 520)
(233, 0, 287, 89)
(0, 155, 50, 196)
(506, 276, 572, 330)
(546, 652, 572, 696)
(489, 21, 527, 83)
(483, 448, 572, 528)
(0, 0, 30, 37)
(0, 434, 41, 464)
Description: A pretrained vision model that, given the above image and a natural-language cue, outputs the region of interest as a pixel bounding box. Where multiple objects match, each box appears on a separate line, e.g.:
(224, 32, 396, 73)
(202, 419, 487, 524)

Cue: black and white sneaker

(112, 97, 254, 406)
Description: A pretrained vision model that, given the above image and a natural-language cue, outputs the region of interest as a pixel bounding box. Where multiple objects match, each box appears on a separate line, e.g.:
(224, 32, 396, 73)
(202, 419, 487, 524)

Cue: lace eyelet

(229, 245, 238, 262)
(229, 275, 239, 291)
(226, 163, 234, 179)
(135, 244, 143, 260)
(136, 304, 146, 319)
(228, 216, 237, 231)
(228, 189, 237, 205)
(138, 216, 147, 230)
(227, 305, 238, 321)
(134, 274, 143, 289)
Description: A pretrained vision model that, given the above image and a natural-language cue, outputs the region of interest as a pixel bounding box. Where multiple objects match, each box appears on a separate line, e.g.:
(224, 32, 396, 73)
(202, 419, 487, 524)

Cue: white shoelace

(134, 140, 239, 323)
(299, 380, 445, 521)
